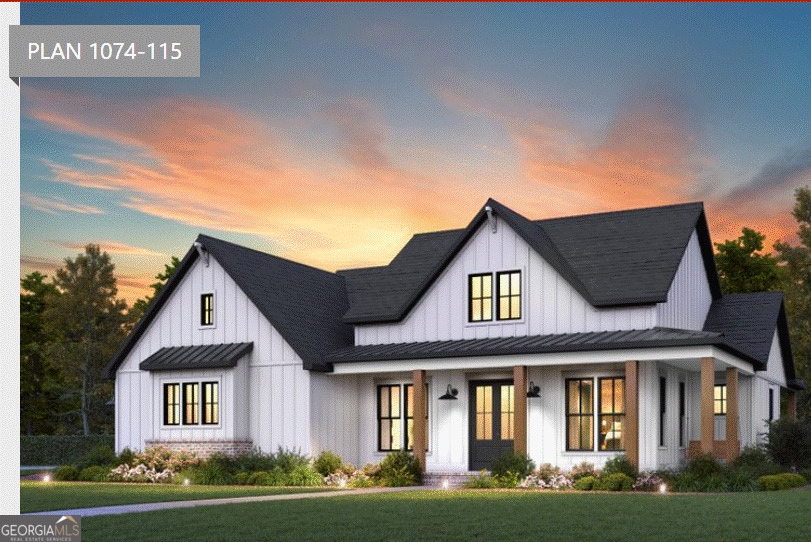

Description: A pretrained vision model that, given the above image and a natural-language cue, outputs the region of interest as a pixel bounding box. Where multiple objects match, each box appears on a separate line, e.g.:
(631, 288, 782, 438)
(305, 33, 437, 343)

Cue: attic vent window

(200, 293, 214, 326)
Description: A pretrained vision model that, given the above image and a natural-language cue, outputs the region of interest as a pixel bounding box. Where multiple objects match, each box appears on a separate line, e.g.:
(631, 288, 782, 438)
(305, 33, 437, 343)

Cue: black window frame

(202, 381, 219, 425)
(768, 388, 774, 422)
(714, 384, 727, 415)
(496, 270, 521, 321)
(468, 273, 493, 323)
(183, 382, 199, 425)
(163, 380, 220, 427)
(565, 378, 594, 451)
(377, 384, 402, 452)
(659, 376, 666, 447)
(164, 383, 180, 426)
(598, 377, 625, 452)
(200, 293, 214, 326)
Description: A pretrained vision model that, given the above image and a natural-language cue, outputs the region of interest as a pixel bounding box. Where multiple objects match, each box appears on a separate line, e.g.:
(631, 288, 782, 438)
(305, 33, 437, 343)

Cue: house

(104, 199, 805, 477)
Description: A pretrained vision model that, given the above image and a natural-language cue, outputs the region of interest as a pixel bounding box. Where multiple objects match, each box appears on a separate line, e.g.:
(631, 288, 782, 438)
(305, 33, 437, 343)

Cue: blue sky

(19, 2, 811, 302)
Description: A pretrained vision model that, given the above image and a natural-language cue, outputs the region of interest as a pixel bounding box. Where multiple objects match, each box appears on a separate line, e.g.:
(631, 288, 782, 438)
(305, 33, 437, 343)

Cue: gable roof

(704, 291, 803, 389)
(140, 342, 253, 372)
(104, 235, 353, 377)
(341, 199, 721, 324)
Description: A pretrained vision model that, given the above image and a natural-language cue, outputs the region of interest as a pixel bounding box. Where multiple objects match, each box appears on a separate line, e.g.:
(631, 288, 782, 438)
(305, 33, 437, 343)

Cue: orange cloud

(21, 193, 104, 215)
(51, 240, 167, 257)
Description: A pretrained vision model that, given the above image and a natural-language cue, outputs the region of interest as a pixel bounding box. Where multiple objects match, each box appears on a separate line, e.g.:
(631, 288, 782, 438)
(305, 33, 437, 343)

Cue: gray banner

(0, 515, 81, 542)
(9, 25, 199, 77)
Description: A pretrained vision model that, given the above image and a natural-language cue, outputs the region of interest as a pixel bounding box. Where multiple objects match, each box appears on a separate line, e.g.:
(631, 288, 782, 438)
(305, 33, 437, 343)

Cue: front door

(469, 380, 514, 471)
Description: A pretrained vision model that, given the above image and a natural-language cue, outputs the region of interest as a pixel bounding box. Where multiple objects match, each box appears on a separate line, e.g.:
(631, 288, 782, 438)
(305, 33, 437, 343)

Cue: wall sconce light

(439, 384, 458, 400)
(526, 381, 540, 398)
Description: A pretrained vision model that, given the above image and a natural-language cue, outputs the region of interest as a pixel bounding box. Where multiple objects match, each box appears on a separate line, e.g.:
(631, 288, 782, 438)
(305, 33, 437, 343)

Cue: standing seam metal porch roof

(139, 342, 253, 372)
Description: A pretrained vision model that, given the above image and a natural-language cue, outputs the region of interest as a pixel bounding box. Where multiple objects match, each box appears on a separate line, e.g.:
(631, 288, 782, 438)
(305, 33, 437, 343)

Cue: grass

(79, 488, 811, 541)
(20, 481, 333, 513)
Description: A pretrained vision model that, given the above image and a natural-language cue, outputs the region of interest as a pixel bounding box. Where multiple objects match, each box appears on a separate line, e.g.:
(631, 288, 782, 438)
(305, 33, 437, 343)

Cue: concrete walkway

(24, 485, 430, 517)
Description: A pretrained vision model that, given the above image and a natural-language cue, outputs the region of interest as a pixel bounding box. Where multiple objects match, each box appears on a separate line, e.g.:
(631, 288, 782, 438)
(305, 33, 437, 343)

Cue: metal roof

(139, 342, 253, 372)
(325, 327, 741, 364)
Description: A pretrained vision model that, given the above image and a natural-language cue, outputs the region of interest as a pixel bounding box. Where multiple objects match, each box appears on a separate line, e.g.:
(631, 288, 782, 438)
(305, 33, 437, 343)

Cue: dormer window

(496, 271, 521, 320)
(469, 274, 493, 322)
(469, 271, 522, 323)
(200, 293, 214, 326)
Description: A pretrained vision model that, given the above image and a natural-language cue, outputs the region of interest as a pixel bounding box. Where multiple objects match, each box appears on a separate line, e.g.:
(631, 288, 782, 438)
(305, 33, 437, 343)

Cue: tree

(20, 272, 60, 435)
(129, 256, 181, 321)
(714, 228, 783, 294)
(775, 187, 811, 418)
(45, 244, 129, 435)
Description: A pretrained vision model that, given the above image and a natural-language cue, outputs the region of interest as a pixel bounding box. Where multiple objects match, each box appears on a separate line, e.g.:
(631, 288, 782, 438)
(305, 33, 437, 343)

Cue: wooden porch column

(624, 361, 639, 469)
(725, 367, 739, 462)
(513, 365, 528, 455)
(787, 391, 797, 421)
(701, 357, 715, 455)
(412, 369, 426, 472)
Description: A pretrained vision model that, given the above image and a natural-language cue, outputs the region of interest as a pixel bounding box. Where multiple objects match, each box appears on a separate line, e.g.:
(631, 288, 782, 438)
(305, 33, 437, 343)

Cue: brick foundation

(145, 439, 253, 458)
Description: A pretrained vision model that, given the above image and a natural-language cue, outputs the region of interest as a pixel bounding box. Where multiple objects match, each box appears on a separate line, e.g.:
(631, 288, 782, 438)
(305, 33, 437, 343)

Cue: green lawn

(79, 488, 811, 542)
(20, 481, 333, 513)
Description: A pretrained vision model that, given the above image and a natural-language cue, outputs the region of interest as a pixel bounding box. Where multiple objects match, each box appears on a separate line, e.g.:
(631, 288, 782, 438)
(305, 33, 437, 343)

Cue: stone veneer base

(145, 439, 253, 458)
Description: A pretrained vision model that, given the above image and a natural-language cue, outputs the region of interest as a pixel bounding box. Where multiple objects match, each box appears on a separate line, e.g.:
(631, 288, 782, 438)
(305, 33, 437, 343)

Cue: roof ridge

(196, 233, 341, 278)
(534, 201, 704, 224)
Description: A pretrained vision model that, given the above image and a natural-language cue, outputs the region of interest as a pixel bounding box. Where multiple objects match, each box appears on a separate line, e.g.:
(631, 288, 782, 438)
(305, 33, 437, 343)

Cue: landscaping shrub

(261, 467, 287, 486)
(726, 469, 758, 492)
(21, 435, 114, 466)
(490, 451, 535, 479)
(758, 472, 807, 491)
(229, 448, 277, 473)
(193, 457, 235, 485)
(569, 461, 597, 481)
(602, 454, 637, 478)
(632, 473, 665, 492)
(377, 450, 422, 487)
(115, 448, 136, 468)
(520, 464, 572, 489)
(234, 472, 251, 485)
(594, 472, 634, 492)
(131, 446, 202, 473)
(286, 464, 322, 486)
(573, 475, 596, 491)
(53, 465, 80, 482)
(313, 451, 343, 477)
(78, 465, 110, 482)
(732, 445, 782, 478)
(671, 472, 699, 492)
(702, 473, 729, 493)
(74, 445, 117, 471)
(765, 418, 811, 470)
(684, 453, 723, 480)
(464, 471, 497, 489)
(272, 447, 310, 474)
(800, 469, 811, 484)
(494, 472, 521, 488)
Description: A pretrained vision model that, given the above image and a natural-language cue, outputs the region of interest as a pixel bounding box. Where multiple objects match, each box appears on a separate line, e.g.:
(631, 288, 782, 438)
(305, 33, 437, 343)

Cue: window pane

(183, 383, 199, 425)
(380, 420, 391, 450)
(471, 299, 482, 321)
(500, 298, 509, 319)
(511, 272, 520, 294)
(581, 380, 593, 414)
(380, 388, 390, 417)
(391, 387, 400, 417)
(471, 276, 481, 298)
(483, 276, 492, 297)
(203, 382, 219, 425)
(500, 385, 514, 440)
(482, 299, 492, 320)
(511, 296, 520, 318)
(500, 273, 509, 292)
(391, 419, 402, 450)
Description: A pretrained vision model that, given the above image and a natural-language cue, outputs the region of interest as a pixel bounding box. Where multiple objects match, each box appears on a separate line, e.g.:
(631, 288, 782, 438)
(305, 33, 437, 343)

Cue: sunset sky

(19, 3, 811, 304)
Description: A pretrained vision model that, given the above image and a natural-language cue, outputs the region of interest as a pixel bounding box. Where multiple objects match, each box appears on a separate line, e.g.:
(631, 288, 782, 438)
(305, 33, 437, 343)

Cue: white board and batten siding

(656, 231, 713, 331)
(356, 220, 658, 346)
(115, 255, 311, 455)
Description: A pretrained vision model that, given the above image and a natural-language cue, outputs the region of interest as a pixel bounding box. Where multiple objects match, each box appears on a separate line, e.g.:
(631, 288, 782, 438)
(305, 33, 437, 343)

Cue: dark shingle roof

(341, 199, 721, 323)
(325, 327, 748, 364)
(104, 235, 353, 377)
(140, 343, 253, 372)
(704, 292, 797, 382)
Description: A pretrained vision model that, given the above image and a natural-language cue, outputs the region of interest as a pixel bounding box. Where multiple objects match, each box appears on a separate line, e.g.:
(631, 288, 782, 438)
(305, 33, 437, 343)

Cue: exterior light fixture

(526, 381, 540, 398)
(659, 483, 667, 494)
(183, 478, 191, 486)
(43, 474, 51, 483)
(439, 384, 459, 400)
(442, 479, 450, 490)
